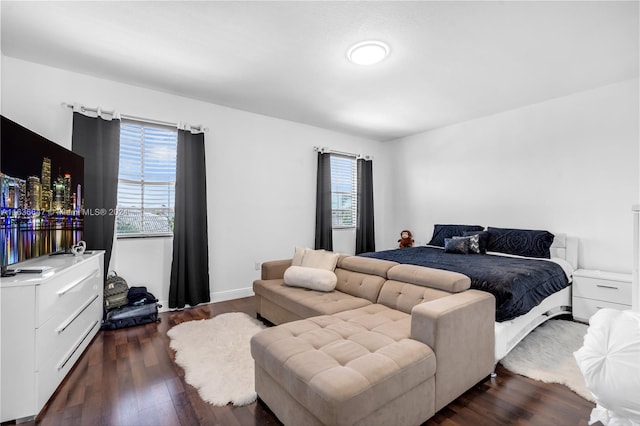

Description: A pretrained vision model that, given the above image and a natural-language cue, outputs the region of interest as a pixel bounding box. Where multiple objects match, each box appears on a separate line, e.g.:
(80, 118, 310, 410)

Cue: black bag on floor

(102, 287, 161, 330)
(127, 286, 158, 306)
(101, 302, 160, 330)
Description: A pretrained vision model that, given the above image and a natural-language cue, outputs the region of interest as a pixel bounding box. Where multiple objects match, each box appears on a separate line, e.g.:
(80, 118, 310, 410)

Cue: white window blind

(330, 155, 357, 228)
(116, 120, 177, 237)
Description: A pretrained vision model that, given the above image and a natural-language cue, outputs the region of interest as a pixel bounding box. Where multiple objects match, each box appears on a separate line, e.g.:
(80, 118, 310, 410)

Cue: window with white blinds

(116, 120, 177, 237)
(330, 155, 357, 228)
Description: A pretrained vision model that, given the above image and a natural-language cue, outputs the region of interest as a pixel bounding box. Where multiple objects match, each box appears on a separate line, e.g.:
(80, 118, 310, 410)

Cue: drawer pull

(57, 269, 99, 296)
(596, 284, 619, 290)
(56, 294, 100, 334)
(57, 319, 99, 371)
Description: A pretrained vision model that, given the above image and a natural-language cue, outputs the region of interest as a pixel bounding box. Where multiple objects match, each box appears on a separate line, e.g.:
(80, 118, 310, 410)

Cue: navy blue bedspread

(359, 246, 569, 322)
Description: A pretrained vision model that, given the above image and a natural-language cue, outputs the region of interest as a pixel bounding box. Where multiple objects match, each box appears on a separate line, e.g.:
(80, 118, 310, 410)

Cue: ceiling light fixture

(347, 41, 389, 66)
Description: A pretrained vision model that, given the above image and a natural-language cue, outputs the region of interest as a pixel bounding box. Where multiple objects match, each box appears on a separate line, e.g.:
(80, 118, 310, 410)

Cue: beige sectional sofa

(251, 254, 495, 426)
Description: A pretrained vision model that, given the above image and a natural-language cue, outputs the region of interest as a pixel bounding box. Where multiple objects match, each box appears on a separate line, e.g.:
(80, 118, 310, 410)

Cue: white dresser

(572, 268, 632, 323)
(1, 251, 104, 422)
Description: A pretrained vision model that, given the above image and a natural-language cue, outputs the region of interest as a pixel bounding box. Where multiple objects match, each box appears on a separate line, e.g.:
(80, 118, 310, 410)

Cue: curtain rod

(61, 102, 208, 133)
(313, 146, 373, 160)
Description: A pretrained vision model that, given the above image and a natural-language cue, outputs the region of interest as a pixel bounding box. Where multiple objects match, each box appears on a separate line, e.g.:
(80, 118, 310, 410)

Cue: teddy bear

(398, 230, 414, 248)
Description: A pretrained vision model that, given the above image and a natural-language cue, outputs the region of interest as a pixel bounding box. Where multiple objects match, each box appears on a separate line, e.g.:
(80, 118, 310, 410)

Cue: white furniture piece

(1, 251, 104, 423)
(572, 269, 632, 323)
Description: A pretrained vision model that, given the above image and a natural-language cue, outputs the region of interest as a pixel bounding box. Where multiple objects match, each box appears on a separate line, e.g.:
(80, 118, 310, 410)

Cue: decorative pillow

(283, 266, 337, 292)
(444, 237, 469, 254)
(292, 247, 307, 266)
(428, 224, 484, 247)
(574, 309, 640, 426)
(301, 249, 339, 271)
(453, 234, 480, 254)
(486, 227, 555, 258)
(463, 230, 489, 254)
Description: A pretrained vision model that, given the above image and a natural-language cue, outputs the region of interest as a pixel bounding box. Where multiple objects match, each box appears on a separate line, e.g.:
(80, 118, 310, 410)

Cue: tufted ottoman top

(251, 304, 436, 425)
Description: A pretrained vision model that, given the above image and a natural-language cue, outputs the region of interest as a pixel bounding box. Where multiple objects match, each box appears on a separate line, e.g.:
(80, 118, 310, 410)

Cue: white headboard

(550, 233, 578, 270)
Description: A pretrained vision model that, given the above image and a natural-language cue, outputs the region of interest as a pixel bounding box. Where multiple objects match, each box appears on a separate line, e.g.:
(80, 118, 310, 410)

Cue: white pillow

(574, 309, 640, 425)
(301, 249, 339, 271)
(292, 246, 308, 266)
(284, 266, 337, 292)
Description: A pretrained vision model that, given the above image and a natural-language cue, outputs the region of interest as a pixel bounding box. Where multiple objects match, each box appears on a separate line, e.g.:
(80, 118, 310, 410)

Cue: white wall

(4, 54, 636, 303)
(384, 78, 639, 273)
(1, 56, 390, 309)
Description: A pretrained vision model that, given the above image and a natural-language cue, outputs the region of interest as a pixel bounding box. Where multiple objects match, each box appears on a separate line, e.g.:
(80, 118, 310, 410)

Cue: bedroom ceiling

(1, 1, 638, 142)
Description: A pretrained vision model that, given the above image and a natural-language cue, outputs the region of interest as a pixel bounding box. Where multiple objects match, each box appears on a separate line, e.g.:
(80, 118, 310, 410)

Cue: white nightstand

(572, 269, 632, 323)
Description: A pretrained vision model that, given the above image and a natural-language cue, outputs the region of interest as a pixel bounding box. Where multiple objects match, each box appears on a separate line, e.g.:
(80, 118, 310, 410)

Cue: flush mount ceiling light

(347, 41, 389, 65)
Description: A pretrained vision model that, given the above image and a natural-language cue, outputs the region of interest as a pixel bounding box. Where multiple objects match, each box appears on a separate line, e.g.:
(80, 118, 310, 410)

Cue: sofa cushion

(336, 256, 398, 278)
(387, 264, 471, 293)
(251, 304, 436, 425)
(334, 269, 387, 303)
(253, 279, 371, 319)
(377, 280, 452, 314)
(284, 266, 337, 292)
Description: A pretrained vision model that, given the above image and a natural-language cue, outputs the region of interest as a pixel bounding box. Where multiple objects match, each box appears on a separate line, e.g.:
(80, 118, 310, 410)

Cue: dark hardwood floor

(12, 297, 596, 426)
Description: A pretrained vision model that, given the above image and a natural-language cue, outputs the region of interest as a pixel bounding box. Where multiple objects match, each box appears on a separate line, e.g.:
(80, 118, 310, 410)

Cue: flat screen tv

(1, 115, 84, 276)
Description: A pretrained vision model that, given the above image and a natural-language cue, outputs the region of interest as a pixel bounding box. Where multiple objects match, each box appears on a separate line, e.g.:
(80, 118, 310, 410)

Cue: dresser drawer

(572, 276, 631, 306)
(572, 296, 631, 322)
(35, 291, 101, 368)
(36, 258, 102, 327)
(36, 294, 102, 408)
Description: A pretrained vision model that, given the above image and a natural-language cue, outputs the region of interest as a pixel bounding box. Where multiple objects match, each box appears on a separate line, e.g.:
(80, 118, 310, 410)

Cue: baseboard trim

(158, 300, 170, 313)
(211, 287, 255, 303)
(158, 287, 255, 313)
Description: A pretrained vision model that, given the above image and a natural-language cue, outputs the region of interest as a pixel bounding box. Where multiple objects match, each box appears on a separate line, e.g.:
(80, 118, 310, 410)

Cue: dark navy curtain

(356, 158, 375, 254)
(314, 152, 333, 251)
(71, 113, 120, 275)
(169, 130, 211, 308)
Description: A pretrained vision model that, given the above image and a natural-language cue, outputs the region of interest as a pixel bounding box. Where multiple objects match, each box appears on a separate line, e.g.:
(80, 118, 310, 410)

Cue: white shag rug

(500, 319, 594, 402)
(167, 312, 266, 407)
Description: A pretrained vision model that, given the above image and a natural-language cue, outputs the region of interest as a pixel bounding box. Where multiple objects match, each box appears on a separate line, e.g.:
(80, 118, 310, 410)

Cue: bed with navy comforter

(359, 246, 570, 322)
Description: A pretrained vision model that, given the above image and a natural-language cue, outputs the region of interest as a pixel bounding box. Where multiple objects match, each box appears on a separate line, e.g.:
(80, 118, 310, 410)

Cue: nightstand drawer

(572, 297, 631, 322)
(572, 276, 631, 305)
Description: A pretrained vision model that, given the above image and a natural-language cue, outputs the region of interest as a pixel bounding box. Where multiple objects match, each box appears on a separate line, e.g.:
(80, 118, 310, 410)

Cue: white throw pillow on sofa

(301, 249, 339, 271)
(284, 266, 337, 292)
(292, 247, 307, 266)
(291, 247, 339, 271)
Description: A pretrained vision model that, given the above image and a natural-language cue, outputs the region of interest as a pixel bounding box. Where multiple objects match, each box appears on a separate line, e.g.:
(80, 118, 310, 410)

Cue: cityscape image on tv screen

(1, 116, 84, 266)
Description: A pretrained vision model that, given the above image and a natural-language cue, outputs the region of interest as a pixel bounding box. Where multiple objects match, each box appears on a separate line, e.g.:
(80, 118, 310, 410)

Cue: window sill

(117, 233, 173, 239)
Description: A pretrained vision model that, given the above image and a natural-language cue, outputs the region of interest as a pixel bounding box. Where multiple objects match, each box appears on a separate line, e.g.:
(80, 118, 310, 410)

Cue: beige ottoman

(250, 305, 436, 426)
